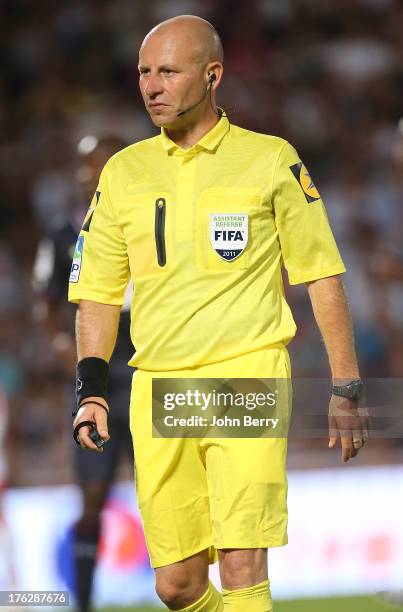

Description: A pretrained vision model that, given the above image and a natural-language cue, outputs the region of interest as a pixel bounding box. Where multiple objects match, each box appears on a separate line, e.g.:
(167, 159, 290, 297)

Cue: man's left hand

(328, 395, 370, 462)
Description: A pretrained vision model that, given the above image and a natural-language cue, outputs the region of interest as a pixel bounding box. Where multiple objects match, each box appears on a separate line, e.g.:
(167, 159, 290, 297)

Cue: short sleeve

(272, 141, 346, 285)
(68, 163, 130, 305)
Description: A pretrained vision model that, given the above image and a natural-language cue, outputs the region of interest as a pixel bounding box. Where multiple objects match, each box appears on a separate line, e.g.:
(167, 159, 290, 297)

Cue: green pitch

(273, 596, 402, 611)
(101, 595, 403, 611)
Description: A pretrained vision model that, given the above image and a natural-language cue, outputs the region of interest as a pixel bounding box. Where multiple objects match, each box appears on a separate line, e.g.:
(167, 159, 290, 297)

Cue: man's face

(138, 30, 206, 128)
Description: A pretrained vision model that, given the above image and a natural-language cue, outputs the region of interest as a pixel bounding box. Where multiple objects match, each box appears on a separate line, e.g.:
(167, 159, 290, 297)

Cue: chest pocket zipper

(155, 198, 167, 267)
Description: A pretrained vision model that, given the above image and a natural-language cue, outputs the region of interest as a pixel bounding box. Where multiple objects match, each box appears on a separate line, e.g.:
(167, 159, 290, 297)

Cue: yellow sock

(174, 580, 224, 611)
(222, 579, 272, 611)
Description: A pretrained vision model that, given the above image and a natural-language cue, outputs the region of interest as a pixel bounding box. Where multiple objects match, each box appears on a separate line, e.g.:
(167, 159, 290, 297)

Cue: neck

(165, 108, 220, 150)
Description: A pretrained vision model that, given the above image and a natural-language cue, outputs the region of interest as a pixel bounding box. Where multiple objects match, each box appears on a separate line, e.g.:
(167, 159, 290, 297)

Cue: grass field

(101, 595, 403, 611)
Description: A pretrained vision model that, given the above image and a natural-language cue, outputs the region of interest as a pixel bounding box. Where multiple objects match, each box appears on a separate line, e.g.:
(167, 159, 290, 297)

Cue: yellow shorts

(129, 346, 291, 568)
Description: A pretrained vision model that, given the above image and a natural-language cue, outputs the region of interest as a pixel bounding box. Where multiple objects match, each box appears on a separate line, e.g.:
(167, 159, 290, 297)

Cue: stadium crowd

(1, 0, 403, 486)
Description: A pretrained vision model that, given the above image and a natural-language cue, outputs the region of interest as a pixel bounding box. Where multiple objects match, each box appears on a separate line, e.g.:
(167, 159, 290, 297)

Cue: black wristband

(74, 357, 109, 416)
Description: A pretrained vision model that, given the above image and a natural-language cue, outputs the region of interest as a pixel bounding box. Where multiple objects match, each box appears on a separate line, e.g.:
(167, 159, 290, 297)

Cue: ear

(206, 63, 223, 88)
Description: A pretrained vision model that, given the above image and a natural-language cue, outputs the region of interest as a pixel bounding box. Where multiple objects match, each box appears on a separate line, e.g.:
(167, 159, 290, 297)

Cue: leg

(204, 434, 284, 612)
(199, 350, 291, 611)
(219, 548, 272, 611)
(131, 371, 216, 568)
(80, 481, 110, 519)
(154, 548, 209, 609)
(130, 371, 222, 609)
(72, 482, 110, 612)
(218, 548, 267, 590)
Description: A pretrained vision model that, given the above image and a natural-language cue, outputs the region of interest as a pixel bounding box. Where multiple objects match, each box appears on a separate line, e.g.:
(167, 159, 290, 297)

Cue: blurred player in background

(33, 136, 133, 612)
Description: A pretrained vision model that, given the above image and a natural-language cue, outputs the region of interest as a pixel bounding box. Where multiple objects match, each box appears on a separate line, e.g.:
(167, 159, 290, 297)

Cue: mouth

(148, 103, 167, 110)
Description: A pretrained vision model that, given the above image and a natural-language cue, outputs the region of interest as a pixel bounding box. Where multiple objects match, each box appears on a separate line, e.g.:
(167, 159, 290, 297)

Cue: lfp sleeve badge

(69, 234, 84, 283)
(210, 213, 248, 261)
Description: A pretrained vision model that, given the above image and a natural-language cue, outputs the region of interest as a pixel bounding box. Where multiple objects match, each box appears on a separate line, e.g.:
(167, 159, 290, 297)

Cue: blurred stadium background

(1, 0, 403, 609)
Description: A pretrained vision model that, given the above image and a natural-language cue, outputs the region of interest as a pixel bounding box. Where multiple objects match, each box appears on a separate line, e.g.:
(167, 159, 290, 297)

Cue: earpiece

(209, 73, 216, 84)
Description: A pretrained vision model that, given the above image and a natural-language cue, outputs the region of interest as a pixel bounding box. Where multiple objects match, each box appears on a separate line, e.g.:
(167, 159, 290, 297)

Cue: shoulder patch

(82, 190, 101, 232)
(69, 235, 84, 283)
(289, 162, 321, 203)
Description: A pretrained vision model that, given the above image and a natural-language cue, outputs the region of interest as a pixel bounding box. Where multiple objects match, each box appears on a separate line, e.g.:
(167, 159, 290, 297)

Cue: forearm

(76, 299, 121, 362)
(306, 275, 360, 381)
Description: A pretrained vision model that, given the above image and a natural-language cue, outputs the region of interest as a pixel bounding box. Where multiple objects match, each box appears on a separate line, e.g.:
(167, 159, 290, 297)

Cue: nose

(143, 73, 163, 98)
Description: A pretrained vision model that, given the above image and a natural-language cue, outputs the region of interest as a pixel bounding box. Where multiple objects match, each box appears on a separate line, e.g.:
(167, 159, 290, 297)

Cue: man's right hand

(73, 396, 110, 452)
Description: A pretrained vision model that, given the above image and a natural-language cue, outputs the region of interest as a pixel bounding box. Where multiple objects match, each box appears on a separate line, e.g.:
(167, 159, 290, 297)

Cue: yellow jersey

(68, 115, 345, 370)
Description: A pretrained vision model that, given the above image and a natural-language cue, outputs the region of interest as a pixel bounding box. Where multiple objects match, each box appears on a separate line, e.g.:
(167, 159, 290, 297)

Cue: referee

(68, 15, 369, 612)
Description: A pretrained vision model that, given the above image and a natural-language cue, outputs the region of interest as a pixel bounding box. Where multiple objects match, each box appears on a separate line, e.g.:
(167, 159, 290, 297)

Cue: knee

(155, 575, 206, 610)
(155, 580, 184, 609)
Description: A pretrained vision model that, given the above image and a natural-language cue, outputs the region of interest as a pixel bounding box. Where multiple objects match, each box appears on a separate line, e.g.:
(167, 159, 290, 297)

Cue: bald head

(138, 15, 224, 130)
(141, 15, 223, 65)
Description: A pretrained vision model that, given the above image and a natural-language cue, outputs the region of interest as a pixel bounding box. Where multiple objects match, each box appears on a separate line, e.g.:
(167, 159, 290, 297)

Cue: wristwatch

(331, 379, 364, 401)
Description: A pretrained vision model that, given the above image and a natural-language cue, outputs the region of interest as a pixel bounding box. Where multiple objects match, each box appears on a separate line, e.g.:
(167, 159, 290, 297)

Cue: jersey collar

(160, 112, 230, 155)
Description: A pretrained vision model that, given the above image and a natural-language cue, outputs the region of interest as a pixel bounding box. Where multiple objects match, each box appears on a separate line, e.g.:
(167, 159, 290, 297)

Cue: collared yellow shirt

(68, 115, 345, 371)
